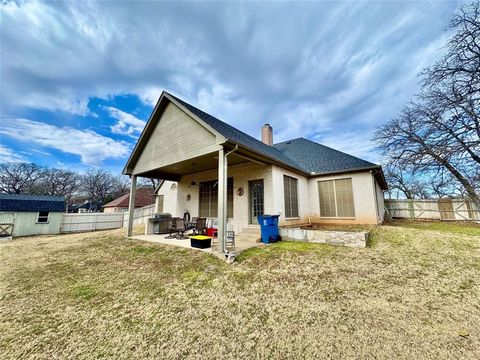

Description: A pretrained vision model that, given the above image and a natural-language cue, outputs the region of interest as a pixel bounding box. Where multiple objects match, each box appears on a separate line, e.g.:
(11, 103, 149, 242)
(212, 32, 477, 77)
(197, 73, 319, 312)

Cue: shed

(0, 194, 66, 237)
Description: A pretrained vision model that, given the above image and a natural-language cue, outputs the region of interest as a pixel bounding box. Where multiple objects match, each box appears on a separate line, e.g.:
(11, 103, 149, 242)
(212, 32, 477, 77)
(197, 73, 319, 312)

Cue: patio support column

(127, 175, 137, 237)
(217, 148, 225, 253)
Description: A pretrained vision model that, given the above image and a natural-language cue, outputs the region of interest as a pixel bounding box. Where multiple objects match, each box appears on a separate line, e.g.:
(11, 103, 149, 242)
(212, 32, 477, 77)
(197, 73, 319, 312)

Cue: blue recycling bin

(257, 215, 281, 244)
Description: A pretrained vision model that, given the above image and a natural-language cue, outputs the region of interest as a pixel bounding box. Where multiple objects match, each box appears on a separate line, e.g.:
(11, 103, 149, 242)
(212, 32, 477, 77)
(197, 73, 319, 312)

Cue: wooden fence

(385, 198, 480, 221)
(60, 213, 125, 233)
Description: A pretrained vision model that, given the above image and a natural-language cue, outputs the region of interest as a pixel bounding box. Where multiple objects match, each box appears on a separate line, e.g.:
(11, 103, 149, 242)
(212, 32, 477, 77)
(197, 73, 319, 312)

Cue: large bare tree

(0, 163, 44, 194)
(375, 2, 480, 208)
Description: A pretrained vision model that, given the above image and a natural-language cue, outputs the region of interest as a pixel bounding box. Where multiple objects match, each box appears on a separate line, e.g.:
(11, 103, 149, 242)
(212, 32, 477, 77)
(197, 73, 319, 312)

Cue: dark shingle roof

(168, 93, 301, 170)
(274, 138, 379, 174)
(0, 194, 66, 212)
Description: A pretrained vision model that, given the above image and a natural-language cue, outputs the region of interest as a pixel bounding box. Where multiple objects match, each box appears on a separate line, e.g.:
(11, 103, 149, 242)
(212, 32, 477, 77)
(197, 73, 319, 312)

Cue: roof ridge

(166, 92, 301, 167)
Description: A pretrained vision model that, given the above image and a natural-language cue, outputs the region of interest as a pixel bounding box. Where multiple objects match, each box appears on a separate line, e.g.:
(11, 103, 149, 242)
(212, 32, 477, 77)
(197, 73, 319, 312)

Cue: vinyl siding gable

(133, 102, 221, 175)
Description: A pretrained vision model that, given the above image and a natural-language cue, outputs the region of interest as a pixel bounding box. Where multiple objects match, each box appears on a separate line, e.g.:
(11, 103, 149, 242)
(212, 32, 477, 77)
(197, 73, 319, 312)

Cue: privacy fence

(60, 204, 157, 233)
(385, 198, 480, 221)
(60, 213, 124, 233)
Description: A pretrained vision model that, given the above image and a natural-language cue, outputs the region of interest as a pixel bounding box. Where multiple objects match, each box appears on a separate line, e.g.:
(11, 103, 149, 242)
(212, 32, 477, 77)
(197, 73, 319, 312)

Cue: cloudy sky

(0, 0, 461, 173)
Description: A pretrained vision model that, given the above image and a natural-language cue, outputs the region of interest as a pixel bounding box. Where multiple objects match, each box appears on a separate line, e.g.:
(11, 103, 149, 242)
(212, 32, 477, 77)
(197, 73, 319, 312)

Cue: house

(123, 91, 387, 250)
(67, 201, 102, 213)
(103, 188, 155, 213)
(0, 194, 65, 237)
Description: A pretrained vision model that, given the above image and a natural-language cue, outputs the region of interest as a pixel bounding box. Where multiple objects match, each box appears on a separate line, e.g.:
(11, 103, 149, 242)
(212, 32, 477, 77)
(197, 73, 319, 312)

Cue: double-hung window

(283, 175, 299, 218)
(318, 178, 355, 217)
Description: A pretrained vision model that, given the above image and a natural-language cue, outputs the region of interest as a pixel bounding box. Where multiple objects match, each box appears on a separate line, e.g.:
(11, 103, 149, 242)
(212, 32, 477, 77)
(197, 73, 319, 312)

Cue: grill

(150, 213, 172, 234)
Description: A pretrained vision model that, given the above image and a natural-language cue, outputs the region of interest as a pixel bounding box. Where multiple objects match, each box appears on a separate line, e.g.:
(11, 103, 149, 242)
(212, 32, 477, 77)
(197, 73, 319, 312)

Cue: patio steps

(237, 226, 261, 243)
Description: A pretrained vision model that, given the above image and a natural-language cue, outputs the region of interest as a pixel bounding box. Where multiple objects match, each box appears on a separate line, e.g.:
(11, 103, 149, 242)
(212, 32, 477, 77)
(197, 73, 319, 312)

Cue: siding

(133, 102, 222, 175)
(10, 212, 63, 236)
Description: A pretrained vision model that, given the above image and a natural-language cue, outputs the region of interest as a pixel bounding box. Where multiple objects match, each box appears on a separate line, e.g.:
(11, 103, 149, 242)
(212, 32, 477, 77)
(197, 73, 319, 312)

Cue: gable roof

(168, 94, 302, 170)
(124, 91, 386, 189)
(103, 187, 155, 208)
(274, 138, 379, 175)
(0, 194, 66, 212)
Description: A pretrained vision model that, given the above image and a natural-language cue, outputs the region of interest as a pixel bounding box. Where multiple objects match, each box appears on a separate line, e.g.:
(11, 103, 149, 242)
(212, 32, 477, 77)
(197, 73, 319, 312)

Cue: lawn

(1, 223, 479, 359)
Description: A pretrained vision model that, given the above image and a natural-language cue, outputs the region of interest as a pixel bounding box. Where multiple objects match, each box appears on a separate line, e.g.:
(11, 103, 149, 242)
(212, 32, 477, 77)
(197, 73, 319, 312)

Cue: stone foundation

(279, 227, 367, 248)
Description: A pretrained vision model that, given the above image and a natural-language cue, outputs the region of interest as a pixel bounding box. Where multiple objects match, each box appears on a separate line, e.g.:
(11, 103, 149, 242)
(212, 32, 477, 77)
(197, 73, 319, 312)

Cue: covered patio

(122, 92, 298, 257)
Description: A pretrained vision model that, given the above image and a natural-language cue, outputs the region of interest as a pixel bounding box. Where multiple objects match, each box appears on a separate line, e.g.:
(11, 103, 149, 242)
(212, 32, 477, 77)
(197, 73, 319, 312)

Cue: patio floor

(129, 233, 263, 257)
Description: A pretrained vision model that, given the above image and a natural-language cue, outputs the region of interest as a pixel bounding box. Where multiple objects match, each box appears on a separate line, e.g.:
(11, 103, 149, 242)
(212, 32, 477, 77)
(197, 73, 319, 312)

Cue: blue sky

(0, 0, 461, 174)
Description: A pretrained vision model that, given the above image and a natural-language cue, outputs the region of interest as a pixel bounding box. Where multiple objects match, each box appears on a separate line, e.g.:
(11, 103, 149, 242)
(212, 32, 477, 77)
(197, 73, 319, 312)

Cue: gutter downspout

(222, 144, 239, 256)
(370, 170, 380, 223)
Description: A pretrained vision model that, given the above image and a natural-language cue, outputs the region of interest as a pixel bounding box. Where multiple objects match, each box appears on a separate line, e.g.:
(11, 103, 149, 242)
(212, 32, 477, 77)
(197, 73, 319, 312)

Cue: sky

(0, 0, 461, 174)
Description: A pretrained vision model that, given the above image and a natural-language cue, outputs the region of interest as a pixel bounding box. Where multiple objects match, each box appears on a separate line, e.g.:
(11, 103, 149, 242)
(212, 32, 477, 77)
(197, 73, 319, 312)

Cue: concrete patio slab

(129, 233, 262, 258)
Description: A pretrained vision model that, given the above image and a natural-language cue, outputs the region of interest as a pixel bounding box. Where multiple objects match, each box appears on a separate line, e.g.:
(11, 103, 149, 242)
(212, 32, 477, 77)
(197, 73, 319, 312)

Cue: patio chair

(175, 218, 188, 240)
(192, 217, 207, 235)
(165, 217, 179, 239)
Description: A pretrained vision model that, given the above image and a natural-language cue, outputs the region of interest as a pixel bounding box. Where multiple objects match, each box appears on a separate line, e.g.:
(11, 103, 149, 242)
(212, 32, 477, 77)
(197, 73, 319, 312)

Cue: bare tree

(375, 2, 480, 208)
(80, 169, 117, 206)
(33, 168, 79, 202)
(384, 164, 429, 199)
(0, 163, 44, 194)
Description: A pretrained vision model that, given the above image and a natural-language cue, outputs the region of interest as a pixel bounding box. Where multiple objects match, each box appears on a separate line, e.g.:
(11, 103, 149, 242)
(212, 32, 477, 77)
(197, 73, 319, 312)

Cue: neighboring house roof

(0, 194, 66, 212)
(103, 187, 155, 208)
(124, 91, 387, 189)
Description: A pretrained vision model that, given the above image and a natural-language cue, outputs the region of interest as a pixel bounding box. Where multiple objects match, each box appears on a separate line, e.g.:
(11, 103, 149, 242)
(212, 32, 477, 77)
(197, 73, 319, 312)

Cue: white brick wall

(174, 162, 273, 234)
(155, 164, 383, 229)
(308, 172, 380, 225)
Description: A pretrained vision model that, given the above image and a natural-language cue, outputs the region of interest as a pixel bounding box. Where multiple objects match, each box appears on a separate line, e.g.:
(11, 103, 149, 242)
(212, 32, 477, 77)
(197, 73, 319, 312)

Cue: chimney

(261, 123, 273, 146)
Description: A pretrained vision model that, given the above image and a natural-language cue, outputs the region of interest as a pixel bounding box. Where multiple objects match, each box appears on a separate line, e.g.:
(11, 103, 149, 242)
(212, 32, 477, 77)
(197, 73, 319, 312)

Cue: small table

(190, 235, 212, 249)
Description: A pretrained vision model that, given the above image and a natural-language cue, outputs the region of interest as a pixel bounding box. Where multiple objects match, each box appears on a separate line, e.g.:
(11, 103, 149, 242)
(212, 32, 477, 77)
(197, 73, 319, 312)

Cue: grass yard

(1, 222, 479, 359)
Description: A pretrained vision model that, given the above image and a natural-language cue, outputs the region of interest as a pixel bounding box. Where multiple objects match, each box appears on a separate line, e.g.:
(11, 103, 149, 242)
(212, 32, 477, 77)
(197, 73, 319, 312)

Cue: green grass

(72, 283, 98, 300)
(236, 240, 338, 262)
(1, 224, 479, 359)
(390, 220, 480, 236)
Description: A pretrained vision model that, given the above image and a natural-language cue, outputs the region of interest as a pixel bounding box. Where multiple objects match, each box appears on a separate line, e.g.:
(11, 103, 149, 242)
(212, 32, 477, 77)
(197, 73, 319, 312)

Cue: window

(318, 178, 355, 217)
(198, 178, 233, 218)
(283, 175, 299, 218)
(37, 211, 49, 223)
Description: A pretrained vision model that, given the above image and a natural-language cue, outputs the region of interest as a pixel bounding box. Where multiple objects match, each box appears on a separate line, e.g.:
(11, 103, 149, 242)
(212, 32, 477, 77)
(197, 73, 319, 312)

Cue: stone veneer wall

(279, 227, 367, 248)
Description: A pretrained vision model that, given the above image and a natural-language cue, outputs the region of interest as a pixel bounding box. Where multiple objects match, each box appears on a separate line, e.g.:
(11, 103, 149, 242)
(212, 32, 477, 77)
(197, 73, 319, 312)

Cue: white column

(217, 148, 225, 253)
(127, 175, 137, 237)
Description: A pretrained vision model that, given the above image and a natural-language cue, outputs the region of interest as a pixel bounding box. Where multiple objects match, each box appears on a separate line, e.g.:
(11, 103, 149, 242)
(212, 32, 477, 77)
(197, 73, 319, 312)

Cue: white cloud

(0, 118, 131, 165)
(0, 145, 26, 163)
(0, 0, 460, 166)
(103, 106, 146, 136)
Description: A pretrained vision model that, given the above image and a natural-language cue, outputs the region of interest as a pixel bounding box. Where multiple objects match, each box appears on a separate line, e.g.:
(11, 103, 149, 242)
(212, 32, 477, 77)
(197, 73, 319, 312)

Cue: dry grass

(1, 224, 479, 359)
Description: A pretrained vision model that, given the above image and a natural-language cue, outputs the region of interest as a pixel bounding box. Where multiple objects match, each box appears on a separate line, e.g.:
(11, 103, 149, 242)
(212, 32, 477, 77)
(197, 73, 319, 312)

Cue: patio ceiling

(134, 150, 251, 181)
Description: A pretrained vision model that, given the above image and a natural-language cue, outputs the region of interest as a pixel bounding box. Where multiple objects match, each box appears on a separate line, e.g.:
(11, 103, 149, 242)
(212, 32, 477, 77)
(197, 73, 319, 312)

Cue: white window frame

(36, 211, 50, 224)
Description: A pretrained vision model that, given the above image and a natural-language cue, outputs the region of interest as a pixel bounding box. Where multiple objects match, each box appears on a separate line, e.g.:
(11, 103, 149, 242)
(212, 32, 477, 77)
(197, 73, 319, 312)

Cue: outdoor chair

(165, 217, 180, 239)
(192, 217, 207, 235)
(175, 218, 188, 239)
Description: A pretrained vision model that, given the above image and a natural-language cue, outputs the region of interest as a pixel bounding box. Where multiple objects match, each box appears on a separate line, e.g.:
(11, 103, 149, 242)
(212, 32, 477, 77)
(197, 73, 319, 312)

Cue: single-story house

(123, 91, 387, 251)
(0, 194, 65, 237)
(103, 188, 155, 213)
